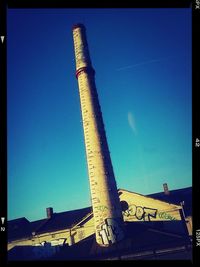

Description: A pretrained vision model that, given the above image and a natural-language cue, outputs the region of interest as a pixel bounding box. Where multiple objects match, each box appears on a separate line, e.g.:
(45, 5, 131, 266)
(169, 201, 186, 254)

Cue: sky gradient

(7, 8, 192, 221)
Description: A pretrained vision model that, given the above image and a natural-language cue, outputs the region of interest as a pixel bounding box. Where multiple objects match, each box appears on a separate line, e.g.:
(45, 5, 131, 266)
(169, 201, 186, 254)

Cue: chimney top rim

(72, 23, 85, 30)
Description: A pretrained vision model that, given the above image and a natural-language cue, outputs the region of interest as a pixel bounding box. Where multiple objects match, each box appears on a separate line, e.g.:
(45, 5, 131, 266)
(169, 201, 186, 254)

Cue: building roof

(148, 187, 192, 217)
(33, 207, 92, 235)
(8, 207, 92, 242)
(8, 187, 192, 242)
(8, 217, 32, 241)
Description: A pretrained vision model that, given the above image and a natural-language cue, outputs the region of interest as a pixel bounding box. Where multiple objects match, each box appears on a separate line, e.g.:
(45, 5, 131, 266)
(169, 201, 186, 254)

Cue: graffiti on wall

(121, 200, 157, 221)
(96, 205, 109, 214)
(98, 218, 124, 245)
(158, 211, 177, 221)
(121, 200, 179, 221)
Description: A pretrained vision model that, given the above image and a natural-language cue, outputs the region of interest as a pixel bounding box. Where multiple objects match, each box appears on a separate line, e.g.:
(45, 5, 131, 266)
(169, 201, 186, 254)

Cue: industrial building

(8, 185, 192, 260)
(8, 24, 192, 261)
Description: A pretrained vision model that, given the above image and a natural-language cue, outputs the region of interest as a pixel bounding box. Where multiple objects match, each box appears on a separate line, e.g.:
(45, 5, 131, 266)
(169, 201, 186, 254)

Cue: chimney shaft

(46, 207, 53, 219)
(72, 24, 124, 247)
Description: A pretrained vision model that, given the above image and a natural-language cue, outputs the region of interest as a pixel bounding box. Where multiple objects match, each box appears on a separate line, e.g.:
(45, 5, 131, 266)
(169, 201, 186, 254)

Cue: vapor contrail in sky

(127, 111, 150, 191)
(116, 57, 167, 71)
(128, 112, 137, 136)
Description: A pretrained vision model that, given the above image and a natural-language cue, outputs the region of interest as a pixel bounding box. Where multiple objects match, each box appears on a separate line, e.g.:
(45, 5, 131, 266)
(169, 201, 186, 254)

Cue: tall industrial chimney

(72, 24, 124, 247)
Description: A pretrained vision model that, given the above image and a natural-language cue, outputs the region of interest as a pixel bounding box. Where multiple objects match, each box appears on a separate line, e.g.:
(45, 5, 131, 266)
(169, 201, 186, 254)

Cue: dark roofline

(8, 187, 192, 242)
(8, 187, 192, 223)
(8, 217, 30, 223)
(148, 186, 192, 196)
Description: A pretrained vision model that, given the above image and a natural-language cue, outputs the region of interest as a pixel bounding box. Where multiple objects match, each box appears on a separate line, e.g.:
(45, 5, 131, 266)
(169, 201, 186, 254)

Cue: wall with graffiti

(8, 189, 184, 253)
(118, 189, 182, 222)
(98, 218, 124, 246)
(8, 213, 95, 251)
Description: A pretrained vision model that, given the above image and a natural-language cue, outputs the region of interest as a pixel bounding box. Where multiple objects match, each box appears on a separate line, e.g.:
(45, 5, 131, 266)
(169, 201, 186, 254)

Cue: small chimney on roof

(163, 183, 170, 195)
(46, 207, 53, 219)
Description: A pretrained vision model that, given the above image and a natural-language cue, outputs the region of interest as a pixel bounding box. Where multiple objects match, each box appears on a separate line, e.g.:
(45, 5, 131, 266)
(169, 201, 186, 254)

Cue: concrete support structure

(72, 24, 124, 247)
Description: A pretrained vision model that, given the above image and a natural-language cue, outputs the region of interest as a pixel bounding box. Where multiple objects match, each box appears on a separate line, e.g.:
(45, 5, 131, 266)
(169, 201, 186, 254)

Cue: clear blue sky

(7, 8, 192, 221)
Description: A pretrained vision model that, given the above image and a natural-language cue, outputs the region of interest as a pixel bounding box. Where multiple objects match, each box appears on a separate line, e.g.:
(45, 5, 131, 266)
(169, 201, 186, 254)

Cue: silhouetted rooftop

(149, 187, 192, 216)
(8, 207, 92, 241)
(8, 187, 192, 242)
